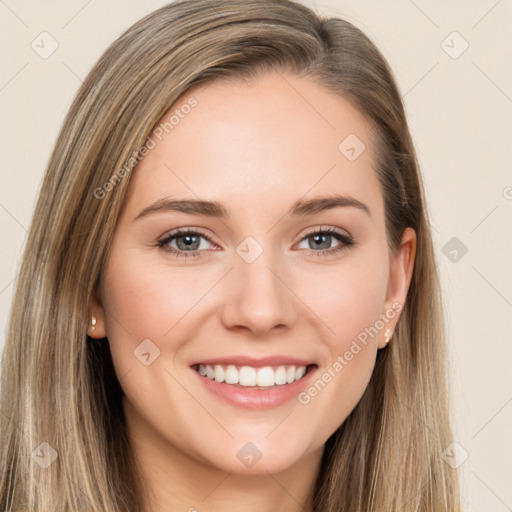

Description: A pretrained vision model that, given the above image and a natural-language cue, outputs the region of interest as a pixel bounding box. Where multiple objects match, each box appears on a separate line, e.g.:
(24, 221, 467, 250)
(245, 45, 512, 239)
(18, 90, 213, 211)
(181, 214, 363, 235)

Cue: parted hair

(0, 1, 460, 510)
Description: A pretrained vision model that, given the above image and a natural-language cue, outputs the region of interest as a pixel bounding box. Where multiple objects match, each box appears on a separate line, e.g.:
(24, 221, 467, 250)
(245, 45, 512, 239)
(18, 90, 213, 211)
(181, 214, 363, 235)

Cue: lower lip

(191, 365, 318, 410)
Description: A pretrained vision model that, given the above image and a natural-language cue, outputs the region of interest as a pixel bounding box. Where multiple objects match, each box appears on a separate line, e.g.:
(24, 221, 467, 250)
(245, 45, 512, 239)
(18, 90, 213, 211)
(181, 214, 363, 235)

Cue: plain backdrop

(1, 1, 511, 510)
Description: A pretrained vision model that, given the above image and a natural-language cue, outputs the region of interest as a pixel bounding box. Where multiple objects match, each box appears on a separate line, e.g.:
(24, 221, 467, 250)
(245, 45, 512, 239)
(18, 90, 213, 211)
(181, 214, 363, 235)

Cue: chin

(197, 437, 309, 475)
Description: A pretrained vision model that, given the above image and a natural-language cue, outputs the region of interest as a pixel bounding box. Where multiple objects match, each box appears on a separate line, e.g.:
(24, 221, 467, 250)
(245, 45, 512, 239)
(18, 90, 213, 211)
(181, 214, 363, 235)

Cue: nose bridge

(220, 239, 296, 335)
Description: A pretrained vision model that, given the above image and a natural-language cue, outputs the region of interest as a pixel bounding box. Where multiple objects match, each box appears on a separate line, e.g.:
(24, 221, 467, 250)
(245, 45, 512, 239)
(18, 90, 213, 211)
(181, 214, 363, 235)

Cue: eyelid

(158, 226, 218, 245)
(292, 225, 355, 255)
(157, 225, 355, 258)
(294, 224, 351, 241)
(157, 225, 350, 246)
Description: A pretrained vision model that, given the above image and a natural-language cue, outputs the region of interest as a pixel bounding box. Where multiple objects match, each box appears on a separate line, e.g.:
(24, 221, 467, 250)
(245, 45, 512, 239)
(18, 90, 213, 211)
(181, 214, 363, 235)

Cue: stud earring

(91, 316, 97, 332)
(384, 328, 392, 344)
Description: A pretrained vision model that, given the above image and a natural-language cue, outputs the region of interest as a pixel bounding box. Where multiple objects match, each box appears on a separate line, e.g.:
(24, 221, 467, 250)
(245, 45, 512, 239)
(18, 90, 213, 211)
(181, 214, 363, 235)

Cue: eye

(157, 228, 216, 258)
(295, 226, 355, 256)
(157, 226, 355, 259)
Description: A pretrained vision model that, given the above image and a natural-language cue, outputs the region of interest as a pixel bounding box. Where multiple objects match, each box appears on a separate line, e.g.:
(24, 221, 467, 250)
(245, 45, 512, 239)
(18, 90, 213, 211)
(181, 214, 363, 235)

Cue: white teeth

(206, 365, 215, 379)
(214, 364, 225, 383)
(196, 364, 310, 387)
(295, 366, 306, 380)
(275, 365, 287, 385)
(225, 365, 239, 384)
(256, 366, 275, 387)
(239, 366, 256, 386)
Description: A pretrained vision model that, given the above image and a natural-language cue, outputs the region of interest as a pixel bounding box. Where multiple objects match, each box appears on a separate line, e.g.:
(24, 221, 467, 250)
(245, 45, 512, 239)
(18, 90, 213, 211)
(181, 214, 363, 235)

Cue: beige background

(1, 1, 511, 509)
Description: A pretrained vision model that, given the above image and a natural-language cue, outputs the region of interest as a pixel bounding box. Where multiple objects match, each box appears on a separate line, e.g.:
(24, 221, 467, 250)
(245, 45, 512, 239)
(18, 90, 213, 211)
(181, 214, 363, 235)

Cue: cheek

(299, 258, 388, 350)
(102, 264, 163, 346)
(100, 253, 211, 438)
(102, 251, 209, 344)
(293, 260, 387, 427)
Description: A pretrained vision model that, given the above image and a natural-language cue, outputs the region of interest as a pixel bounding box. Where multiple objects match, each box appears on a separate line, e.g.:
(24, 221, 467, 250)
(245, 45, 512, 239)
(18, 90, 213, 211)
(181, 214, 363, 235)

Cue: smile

(192, 363, 313, 389)
(190, 360, 318, 410)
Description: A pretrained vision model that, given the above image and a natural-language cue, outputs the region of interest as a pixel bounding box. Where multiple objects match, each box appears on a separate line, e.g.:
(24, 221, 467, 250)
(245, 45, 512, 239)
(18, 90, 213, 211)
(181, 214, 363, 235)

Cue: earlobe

(87, 286, 107, 339)
(378, 326, 393, 349)
(87, 313, 106, 338)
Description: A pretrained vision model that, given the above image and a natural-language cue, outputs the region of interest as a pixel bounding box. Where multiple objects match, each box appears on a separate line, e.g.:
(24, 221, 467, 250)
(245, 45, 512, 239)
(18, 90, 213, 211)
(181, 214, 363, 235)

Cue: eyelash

(156, 226, 355, 259)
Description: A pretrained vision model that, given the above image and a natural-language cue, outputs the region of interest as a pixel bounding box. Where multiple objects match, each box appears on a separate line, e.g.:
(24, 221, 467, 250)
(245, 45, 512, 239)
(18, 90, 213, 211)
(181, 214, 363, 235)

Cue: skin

(88, 71, 416, 512)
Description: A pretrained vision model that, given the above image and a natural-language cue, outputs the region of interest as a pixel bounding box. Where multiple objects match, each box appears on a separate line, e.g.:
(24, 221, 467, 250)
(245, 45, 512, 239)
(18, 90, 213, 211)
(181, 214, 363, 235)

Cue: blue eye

(295, 227, 355, 256)
(157, 228, 214, 258)
(157, 226, 355, 259)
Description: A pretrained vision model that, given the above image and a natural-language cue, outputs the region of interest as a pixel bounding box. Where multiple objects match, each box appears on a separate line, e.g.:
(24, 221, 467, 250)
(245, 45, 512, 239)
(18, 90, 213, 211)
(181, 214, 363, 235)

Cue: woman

(0, 0, 461, 510)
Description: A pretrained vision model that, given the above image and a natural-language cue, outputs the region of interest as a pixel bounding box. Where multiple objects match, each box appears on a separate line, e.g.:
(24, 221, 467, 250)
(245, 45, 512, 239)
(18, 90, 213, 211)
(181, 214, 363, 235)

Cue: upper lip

(190, 355, 317, 368)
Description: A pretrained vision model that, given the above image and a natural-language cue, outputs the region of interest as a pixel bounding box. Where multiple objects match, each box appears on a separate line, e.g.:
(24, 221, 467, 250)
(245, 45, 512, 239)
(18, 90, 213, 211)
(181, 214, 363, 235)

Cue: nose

(219, 248, 297, 337)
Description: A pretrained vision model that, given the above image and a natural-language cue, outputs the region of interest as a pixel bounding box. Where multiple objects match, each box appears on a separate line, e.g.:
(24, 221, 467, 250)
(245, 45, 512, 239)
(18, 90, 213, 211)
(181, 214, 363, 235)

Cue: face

(90, 71, 415, 475)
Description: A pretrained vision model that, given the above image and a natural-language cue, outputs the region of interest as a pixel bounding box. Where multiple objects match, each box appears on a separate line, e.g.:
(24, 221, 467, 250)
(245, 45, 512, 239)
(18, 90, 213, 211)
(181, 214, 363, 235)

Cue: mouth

(191, 363, 317, 390)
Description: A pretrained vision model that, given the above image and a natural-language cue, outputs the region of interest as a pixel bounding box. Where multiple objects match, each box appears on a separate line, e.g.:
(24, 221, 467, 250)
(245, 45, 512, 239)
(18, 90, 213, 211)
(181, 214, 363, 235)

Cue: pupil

(178, 235, 199, 250)
(312, 234, 330, 249)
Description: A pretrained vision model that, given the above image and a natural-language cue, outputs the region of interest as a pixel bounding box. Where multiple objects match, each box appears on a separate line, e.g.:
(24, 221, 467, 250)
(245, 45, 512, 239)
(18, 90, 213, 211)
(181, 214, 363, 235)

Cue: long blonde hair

(0, 0, 460, 510)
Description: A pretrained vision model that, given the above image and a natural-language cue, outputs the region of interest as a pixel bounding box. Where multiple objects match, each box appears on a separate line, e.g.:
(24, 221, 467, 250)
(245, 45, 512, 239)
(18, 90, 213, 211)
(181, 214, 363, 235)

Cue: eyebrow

(133, 195, 371, 221)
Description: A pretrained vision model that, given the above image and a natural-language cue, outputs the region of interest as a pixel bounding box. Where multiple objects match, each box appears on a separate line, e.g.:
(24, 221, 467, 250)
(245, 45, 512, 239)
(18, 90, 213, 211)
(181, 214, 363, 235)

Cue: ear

(378, 227, 416, 348)
(87, 282, 107, 339)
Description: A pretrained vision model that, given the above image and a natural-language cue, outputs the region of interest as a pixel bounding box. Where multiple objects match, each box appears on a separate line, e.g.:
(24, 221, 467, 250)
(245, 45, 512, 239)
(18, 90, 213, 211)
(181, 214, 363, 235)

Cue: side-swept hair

(0, 1, 460, 510)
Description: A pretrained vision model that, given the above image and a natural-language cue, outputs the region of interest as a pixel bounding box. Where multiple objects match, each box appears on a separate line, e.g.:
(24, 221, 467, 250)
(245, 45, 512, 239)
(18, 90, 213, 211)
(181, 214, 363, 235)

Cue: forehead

(122, 71, 383, 225)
